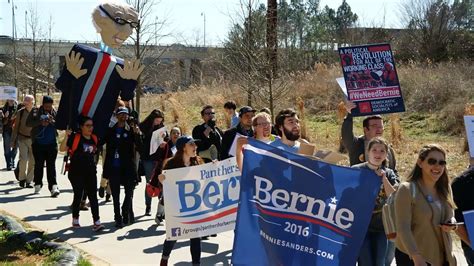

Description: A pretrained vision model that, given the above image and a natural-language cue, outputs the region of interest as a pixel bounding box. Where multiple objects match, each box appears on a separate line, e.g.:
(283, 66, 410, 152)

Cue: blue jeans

(3, 131, 17, 168)
(142, 160, 156, 207)
(358, 231, 388, 266)
(385, 240, 395, 266)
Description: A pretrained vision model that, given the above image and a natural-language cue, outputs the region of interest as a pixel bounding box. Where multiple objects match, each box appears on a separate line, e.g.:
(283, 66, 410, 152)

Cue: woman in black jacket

(139, 109, 169, 216)
(102, 107, 142, 228)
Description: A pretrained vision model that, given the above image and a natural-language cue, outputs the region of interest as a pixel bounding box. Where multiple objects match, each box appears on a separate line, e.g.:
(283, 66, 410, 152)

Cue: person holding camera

(26, 95, 60, 196)
(101, 107, 142, 228)
(192, 105, 224, 163)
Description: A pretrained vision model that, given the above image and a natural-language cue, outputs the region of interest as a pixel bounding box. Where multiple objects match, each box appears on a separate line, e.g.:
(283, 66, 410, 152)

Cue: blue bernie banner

(232, 138, 381, 265)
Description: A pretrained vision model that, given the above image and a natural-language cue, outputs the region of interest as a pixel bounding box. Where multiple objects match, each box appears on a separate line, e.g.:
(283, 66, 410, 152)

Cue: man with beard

(220, 106, 255, 159)
(270, 108, 301, 153)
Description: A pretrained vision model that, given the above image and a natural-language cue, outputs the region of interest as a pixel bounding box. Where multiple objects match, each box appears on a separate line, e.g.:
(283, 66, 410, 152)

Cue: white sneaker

(34, 185, 42, 194)
(50, 185, 60, 198)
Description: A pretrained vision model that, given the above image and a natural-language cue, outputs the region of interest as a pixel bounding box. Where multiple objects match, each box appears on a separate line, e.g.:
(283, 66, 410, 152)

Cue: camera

(207, 119, 216, 128)
(40, 114, 49, 121)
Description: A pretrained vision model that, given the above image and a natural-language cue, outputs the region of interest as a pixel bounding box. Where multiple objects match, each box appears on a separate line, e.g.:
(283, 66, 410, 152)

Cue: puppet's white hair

(91, 0, 129, 33)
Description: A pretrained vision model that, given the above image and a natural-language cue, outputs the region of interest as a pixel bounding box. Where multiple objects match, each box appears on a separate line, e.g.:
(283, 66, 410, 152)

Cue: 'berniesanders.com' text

(260, 230, 335, 260)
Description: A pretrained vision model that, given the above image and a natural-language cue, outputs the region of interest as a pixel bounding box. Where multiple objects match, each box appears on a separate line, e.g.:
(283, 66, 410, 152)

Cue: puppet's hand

(65, 51, 87, 79)
(116, 59, 145, 80)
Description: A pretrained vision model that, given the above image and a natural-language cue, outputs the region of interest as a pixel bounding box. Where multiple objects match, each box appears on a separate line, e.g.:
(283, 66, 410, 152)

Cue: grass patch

(77, 257, 94, 266)
(0, 218, 74, 266)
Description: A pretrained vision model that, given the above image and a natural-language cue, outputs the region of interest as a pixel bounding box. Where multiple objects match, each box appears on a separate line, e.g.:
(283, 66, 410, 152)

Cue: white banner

(465, 116, 474, 157)
(0, 86, 17, 101)
(163, 158, 241, 240)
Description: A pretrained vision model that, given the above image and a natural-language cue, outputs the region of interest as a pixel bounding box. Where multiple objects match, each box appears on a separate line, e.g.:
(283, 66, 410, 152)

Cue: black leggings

(109, 176, 134, 221)
(69, 172, 99, 222)
(162, 238, 201, 264)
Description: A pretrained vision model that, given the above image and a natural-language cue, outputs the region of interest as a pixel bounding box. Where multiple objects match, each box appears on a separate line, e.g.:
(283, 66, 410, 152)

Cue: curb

(0, 214, 81, 265)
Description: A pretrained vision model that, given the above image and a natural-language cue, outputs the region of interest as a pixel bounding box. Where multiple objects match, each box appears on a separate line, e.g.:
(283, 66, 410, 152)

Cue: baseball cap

(238, 106, 256, 117)
(116, 107, 129, 115)
(175, 136, 200, 150)
(42, 95, 54, 104)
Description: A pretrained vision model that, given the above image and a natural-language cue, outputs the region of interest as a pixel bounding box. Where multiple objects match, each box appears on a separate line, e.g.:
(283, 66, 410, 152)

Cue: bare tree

(398, 0, 472, 61)
(26, 3, 47, 100)
(123, 0, 171, 116)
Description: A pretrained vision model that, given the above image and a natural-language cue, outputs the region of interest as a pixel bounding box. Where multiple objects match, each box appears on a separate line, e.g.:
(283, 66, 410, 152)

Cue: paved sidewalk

(0, 145, 468, 265)
(0, 151, 233, 265)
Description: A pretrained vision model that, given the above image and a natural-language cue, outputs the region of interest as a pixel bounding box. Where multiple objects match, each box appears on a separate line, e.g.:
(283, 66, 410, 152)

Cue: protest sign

(463, 210, 474, 250)
(149, 127, 167, 155)
(338, 43, 405, 116)
(232, 139, 381, 265)
(162, 158, 240, 240)
(464, 116, 474, 158)
(0, 86, 17, 101)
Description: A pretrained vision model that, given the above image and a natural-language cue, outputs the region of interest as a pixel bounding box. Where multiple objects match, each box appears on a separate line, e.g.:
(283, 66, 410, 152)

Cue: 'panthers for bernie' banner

(232, 139, 381, 265)
(163, 158, 240, 240)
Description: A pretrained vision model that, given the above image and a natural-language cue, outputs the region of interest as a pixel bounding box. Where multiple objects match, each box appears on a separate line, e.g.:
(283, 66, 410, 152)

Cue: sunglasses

(204, 112, 215, 115)
(426, 158, 447, 166)
(99, 5, 140, 29)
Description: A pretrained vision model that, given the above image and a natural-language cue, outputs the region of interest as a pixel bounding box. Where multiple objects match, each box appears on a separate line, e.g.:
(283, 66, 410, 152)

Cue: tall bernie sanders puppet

(55, 1, 144, 138)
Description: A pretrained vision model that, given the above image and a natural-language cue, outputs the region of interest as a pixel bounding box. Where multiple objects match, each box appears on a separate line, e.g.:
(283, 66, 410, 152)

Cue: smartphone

(440, 222, 464, 226)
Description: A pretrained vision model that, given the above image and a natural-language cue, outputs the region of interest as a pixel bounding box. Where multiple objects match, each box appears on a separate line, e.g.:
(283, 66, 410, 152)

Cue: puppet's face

(93, 3, 139, 49)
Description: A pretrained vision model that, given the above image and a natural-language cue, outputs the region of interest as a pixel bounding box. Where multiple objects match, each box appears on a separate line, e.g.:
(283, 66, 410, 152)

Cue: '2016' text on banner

(163, 158, 240, 240)
(232, 139, 381, 265)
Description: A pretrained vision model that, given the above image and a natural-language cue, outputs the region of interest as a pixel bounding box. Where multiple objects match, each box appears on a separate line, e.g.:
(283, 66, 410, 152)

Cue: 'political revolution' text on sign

(162, 158, 240, 240)
(232, 139, 381, 265)
(339, 43, 405, 116)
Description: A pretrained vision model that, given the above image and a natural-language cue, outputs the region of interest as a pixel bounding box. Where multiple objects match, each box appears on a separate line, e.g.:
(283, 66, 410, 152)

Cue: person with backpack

(352, 137, 399, 266)
(101, 107, 142, 228)
(394, 144, 457, 266)
(27, 95, 60, 196)
(59, 115, 104, 232)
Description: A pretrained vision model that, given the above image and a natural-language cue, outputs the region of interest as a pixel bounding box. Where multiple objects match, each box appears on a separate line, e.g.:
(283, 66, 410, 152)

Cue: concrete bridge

(0, 35, 221, 88)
